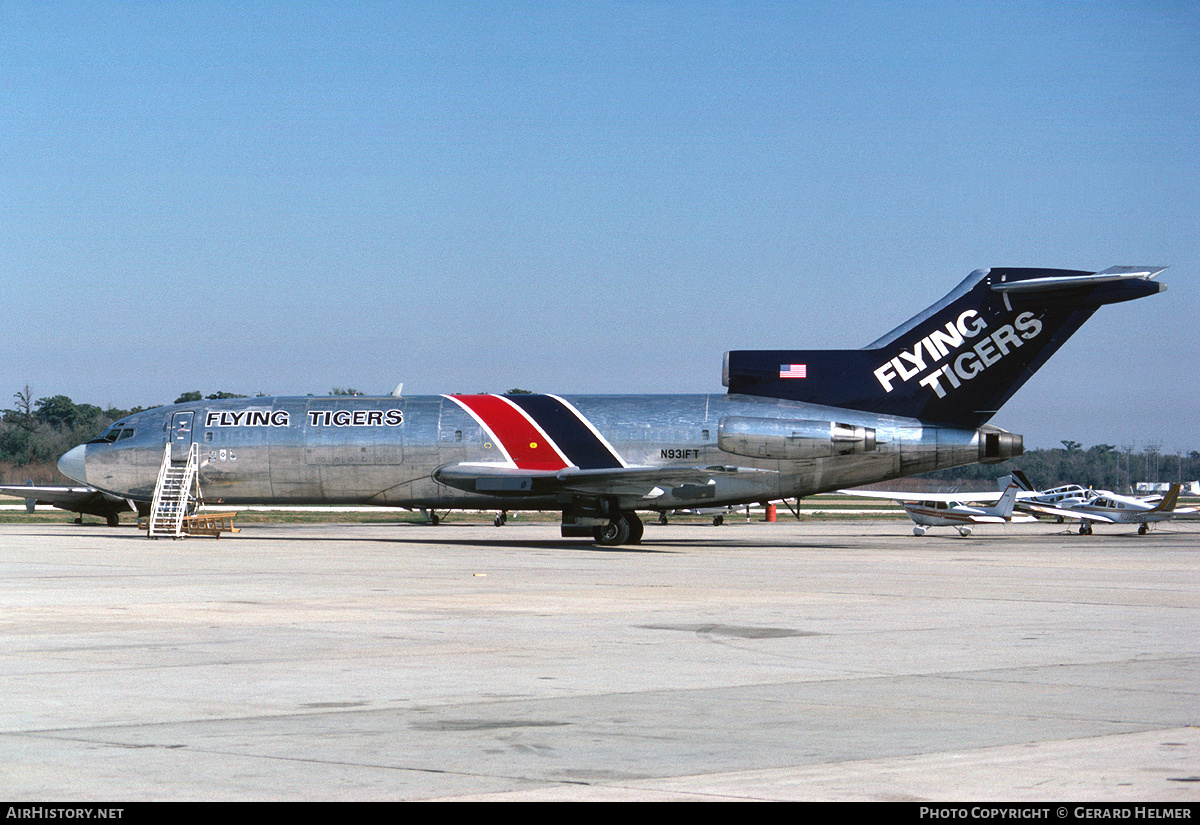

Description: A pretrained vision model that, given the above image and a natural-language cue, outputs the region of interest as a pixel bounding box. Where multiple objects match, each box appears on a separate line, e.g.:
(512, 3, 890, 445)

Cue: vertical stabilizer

(724, 267, 1165, 427)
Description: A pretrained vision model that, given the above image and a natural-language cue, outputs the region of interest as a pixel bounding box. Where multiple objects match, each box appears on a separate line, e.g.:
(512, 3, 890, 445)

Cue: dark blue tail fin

(723, 267, 1165, 428)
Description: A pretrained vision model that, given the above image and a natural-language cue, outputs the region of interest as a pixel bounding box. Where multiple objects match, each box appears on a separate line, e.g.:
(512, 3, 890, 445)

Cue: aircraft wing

(963, 514, 1009, 524)
(1015, 501, 1115, 523)
(434, 463, 756, 502)
(839, 489, 1006, 504)
(0, 484, 134, 518)
(1071, 511, 1116, 523)
(962, 513, 1039, 524)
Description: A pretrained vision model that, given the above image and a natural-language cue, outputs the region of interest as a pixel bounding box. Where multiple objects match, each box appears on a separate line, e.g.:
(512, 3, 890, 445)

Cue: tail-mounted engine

(717, 416, 876, 461)
(977, 425, 1022, 464)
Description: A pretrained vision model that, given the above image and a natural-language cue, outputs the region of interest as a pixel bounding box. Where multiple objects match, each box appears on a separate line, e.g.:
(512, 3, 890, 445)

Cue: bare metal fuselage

(61, 267, 1165, 543)
(72, 393, 1002, 512)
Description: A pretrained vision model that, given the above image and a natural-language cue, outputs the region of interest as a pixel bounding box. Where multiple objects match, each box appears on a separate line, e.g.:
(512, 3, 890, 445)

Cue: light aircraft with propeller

(839, 478, 1033, 536)
(1008, 471, 1194, 534)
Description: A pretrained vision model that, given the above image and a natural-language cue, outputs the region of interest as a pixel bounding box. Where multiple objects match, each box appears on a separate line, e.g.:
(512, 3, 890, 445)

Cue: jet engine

(977, 426, 1022, 464)
(717, 416, 876, 460)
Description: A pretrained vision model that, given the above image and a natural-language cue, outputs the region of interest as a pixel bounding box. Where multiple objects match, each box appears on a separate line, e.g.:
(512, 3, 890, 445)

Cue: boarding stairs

(147, 442, 201, 538)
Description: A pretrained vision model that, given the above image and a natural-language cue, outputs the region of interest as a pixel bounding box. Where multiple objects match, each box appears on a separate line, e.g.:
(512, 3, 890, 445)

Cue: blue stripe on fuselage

(503, 395, 624, 470)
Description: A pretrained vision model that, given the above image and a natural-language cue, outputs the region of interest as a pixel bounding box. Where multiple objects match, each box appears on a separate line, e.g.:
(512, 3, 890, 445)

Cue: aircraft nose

(58, 444, 88, 485)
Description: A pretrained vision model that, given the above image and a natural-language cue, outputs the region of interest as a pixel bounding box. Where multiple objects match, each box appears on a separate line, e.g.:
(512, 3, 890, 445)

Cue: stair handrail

(148, 441, 201, 538)
(147, 442, 173, 537)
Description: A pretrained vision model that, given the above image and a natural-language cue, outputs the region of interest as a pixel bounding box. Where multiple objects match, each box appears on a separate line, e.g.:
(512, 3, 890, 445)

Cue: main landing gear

(562, 500, 645, 546)
(592, 511, 644, 546)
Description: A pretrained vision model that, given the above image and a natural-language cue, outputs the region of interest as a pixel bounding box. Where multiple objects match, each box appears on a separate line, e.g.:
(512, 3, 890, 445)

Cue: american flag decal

(779, 364, 807, 379)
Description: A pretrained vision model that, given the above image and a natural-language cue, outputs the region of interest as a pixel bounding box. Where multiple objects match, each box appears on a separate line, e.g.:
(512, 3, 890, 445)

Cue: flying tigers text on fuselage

(872, 309, 1043, 400)
(203, 409, 404, 428)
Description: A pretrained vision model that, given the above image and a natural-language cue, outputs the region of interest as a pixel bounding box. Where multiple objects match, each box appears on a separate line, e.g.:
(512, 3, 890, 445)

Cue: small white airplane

(839, 478, 1033, 536)
(1006, 471, 1195, 534)
(1031, 483, 1193, 535)
(1005, 470, 1101, 518)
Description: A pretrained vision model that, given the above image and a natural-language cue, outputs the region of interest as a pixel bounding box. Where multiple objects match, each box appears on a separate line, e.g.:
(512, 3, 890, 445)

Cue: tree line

(0, 388, 251, 484)
(1, 387, 1195, 491)
(918, 441, 1200, 494)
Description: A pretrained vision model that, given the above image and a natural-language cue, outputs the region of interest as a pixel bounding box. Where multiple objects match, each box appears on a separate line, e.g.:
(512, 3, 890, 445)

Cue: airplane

(0, 481, 136, 525)
(55, 266, 1166, 545)
(838, 478, 1035, 536)
(1003, 469, 1196, 533)
(1004, 468, 1102, 520)
(1016, 481, 1194, 534)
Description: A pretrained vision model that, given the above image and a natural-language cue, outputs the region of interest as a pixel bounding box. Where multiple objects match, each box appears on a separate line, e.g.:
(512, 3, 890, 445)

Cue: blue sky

(3, 1, 1197, 450)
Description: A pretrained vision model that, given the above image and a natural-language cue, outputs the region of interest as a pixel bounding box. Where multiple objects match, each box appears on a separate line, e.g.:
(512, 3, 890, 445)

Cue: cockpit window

(87, 424, 134, 444)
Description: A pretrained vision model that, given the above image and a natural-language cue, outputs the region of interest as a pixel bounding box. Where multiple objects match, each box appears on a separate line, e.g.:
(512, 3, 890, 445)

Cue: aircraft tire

(626, 512, 644, 544)
(107, 513, 120, 527)
(593, 516, 631, 546)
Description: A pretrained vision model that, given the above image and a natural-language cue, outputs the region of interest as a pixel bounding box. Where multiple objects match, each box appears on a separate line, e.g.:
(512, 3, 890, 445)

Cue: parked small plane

(56, 266, 1165, 544)
(839, 479, 1033, 536)
(1004, 469, 1101, 519)
(1023, 482, 1192, 534)
(0, 482, 135, 525)
(1005, 470, 1195, 533)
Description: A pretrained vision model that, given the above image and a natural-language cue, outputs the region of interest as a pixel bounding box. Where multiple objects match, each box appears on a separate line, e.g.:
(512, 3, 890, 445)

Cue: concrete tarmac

(1, 518, 1197, 801)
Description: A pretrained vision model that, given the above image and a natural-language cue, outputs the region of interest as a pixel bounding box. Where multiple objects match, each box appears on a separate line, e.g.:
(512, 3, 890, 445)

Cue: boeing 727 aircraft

(57, 266, 1165, 545)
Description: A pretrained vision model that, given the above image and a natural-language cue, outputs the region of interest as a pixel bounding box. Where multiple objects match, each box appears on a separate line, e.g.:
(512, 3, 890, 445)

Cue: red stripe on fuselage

(448, 395, 571, 471)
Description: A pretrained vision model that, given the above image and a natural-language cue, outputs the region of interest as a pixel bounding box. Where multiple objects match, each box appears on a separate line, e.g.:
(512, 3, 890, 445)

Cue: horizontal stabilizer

(989, 266, 1167, 295)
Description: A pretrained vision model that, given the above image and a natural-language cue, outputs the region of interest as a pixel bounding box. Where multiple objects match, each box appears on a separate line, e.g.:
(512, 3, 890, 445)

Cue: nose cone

(58, 444, 88, 485)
